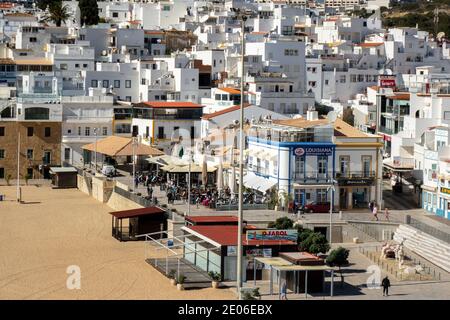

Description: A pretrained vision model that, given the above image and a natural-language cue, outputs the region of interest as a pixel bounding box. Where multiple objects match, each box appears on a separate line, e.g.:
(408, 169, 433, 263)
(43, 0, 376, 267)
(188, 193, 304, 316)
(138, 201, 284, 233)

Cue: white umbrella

(201, 155, 208, 187)
(217, 160, 224, 193)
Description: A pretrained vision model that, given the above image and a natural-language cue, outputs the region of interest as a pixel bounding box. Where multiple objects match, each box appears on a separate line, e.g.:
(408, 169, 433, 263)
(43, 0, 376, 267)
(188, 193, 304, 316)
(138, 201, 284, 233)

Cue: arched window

(415, 110, 420, 118)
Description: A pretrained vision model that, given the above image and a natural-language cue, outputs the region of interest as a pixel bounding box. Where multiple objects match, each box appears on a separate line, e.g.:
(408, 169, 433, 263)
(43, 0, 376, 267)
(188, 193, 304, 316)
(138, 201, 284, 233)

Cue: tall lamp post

(93, 127, 98, 173)
(16, 130, 20, 202)
(234, 8, 249, 300)
(187, 150, 193, 216)
(327, 180, 336, 247)
(132, 136, 138, 192)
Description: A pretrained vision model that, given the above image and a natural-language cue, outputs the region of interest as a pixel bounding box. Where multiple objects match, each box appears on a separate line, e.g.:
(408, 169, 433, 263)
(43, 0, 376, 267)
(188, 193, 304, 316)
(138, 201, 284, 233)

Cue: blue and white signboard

(293, 146, 333, 157)
(246, 229, 298, 242)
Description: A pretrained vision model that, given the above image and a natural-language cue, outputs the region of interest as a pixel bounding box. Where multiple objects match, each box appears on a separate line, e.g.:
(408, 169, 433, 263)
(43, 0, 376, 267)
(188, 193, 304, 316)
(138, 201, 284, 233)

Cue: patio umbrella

(217, 160, 224, 194)
(201, 155, 208, 187)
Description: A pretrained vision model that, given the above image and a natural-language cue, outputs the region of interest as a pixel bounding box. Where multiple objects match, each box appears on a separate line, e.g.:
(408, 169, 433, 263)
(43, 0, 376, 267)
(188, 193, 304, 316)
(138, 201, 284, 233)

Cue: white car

(101, 165, 116, 177)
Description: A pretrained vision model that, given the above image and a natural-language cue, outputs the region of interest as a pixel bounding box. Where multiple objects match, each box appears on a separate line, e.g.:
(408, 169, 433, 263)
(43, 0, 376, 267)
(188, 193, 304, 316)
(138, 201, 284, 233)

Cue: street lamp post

(16, 130, 20, 202)
(93, 128, 98, 173)
(236, 12, 247, 300)
(327, 180, 336, 248)
(132, 136, 137, 192)
(187, 150, 193, 216)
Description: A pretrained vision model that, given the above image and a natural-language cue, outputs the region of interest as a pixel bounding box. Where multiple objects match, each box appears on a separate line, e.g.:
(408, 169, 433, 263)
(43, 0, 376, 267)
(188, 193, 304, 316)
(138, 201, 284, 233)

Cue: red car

(303, 202, 330, 213)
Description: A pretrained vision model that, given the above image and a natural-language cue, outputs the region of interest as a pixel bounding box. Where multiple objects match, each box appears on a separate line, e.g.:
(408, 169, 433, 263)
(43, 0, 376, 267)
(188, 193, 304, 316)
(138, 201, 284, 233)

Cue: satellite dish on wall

(327, 111, 337, 123)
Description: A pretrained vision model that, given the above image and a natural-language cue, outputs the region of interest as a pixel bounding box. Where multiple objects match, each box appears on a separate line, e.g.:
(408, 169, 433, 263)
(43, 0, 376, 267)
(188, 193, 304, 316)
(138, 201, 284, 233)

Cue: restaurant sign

(379, 75, 396, 88)
(293, 146, 333, 157)
(339, 178, 374, 186)
(440, 187, 450, 195)
(246, 229, 298, 242)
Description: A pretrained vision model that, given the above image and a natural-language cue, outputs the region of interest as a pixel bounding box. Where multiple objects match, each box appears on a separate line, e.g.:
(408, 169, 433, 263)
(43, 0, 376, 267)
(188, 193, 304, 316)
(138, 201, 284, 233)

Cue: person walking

(134, 175, 139, 189)
(369, 201, 374, 214)
(372, 203, 379, 221)
(381, 276, 391, 296)
(147, 185, 153, 198)
(384, 207, 390, 221)
(280, 280, 288, 300)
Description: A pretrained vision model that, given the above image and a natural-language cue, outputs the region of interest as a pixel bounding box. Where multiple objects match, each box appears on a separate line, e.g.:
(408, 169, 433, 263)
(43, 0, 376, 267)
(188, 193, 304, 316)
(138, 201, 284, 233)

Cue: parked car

(101, 165, 117, 177)
(302, 202, 330, 213)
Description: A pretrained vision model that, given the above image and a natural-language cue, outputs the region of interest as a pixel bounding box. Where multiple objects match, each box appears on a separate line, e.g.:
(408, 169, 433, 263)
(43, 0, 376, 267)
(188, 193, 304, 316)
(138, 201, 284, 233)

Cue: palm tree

(45, 2, 70, 27)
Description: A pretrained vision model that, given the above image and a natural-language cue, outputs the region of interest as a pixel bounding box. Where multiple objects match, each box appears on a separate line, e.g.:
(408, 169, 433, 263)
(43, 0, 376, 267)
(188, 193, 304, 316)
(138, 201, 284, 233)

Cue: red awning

(110, 207, 165, 219)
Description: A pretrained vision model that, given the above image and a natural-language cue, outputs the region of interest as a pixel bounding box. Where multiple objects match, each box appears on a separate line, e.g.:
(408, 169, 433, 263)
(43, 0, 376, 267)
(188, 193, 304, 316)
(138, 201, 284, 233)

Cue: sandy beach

(0, 185, 235, 300)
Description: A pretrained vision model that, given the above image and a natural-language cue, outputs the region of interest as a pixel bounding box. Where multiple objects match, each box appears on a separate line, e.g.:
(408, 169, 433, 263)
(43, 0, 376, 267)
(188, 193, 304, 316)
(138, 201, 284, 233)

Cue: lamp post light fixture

(93, 127, 98, 173)
(132, 136, 138, 192)
(230, 7, 253, 300)
(327, 179, 337, 248)
(187, 150, 193, 216)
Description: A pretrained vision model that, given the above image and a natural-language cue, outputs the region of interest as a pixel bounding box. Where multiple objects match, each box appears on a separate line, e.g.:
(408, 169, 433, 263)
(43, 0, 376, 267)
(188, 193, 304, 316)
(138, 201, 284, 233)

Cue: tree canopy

(79, 0, 100, 26)
(267, 216, 294, 229)
(44, 1, 70, 27)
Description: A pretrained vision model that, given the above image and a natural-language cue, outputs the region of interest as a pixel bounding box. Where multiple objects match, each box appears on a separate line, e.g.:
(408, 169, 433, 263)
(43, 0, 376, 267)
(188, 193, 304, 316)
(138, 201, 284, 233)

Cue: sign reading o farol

(246, 229, 298, 242)
(293, 146, 333, 157)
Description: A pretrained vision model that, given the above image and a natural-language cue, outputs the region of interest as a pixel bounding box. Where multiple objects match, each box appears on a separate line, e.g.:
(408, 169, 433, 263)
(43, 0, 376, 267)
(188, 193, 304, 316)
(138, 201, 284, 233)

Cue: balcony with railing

(378, 126, 396, 135)
(293, 171, 332, 184)
(336, 171, 376, 179)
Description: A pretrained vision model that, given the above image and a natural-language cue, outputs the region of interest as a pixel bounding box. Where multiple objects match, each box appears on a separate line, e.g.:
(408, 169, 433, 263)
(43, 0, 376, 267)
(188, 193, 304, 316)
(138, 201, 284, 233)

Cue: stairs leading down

(394, 224, 450, 273)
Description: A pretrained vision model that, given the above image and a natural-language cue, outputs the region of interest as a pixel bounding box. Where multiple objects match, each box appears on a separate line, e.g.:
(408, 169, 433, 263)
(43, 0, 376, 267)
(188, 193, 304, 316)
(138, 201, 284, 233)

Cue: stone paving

(247, 248, 450, 300)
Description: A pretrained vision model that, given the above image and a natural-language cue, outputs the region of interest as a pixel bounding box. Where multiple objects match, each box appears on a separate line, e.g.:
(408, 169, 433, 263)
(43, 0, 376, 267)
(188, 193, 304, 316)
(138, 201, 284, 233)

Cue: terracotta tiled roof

(217, 87, 241, 94)
(82, 136, 164, 157)
(388, 93, 410, 101)
(357, 42, 384, 48)
(202, 103, 251, 120)
(140, 101, 203, 108)
(0, 58, 15, 65)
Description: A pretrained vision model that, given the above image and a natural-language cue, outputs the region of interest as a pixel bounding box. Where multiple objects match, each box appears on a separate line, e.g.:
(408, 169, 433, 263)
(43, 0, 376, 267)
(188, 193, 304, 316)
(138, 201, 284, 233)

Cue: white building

(61, 92, 114, 166)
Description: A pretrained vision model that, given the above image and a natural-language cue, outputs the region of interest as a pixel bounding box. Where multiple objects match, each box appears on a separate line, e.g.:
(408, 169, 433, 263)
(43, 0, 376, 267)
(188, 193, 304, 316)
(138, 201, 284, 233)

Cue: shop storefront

(337, 178, 375, 210)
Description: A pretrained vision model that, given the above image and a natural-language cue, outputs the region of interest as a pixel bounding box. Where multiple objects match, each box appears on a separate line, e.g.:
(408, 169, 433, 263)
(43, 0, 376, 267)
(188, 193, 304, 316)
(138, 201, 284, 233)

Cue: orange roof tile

(202, 103, 251, 120)
(388, 93, 410, 101)
(357, 42, 384, 48)
(140, 101, 203, 108)
(218, 87, 241, 95)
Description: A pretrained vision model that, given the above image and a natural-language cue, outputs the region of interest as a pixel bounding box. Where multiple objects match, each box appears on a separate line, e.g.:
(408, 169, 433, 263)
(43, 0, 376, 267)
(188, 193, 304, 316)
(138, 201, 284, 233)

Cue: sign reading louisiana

(246, 229, 298, 242)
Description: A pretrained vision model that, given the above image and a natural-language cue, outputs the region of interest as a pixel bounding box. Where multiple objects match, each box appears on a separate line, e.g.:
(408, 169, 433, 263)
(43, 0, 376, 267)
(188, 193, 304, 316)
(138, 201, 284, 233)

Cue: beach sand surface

(0, 186, 235, 300)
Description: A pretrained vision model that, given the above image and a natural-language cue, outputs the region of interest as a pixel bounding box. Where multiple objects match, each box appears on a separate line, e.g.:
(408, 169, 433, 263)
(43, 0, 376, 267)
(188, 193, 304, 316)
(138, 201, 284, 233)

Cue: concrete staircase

(394, 224, 450, 272)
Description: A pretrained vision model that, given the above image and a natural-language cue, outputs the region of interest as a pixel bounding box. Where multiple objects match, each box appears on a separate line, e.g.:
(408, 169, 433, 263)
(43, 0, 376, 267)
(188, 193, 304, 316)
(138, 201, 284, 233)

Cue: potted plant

(168, 269, 177, 286)
(252, 287, 261, 300)
(176, 274, 186, 291)
(208, 271, 221, 289)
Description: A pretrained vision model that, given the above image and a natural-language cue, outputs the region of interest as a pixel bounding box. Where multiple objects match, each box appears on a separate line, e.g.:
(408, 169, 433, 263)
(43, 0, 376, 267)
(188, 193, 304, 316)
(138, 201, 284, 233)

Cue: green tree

(326, 247, 350, 286)
(37, 0, 57, 11)
(342, 107, 355, 126)
(44, 1, 70, 27)
(298, 229, 330, 254)
(267, 216, 294, 229)
(314, 102, 333, 116)
(79, 0, 100, 26)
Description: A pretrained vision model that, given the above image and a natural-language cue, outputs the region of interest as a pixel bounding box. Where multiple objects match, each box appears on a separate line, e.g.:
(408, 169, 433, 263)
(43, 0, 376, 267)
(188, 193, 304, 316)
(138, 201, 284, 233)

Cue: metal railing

(336, 171, 376, 179)
(293, 171, 331, 183)
(215, 203, 269, 211)
(407, 217, 450, 244)
(114, 185, 154, 208)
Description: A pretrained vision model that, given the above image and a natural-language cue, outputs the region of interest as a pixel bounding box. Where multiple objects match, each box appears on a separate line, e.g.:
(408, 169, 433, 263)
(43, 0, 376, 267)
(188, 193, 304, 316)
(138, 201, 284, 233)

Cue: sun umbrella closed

(201, 155, 208, 187)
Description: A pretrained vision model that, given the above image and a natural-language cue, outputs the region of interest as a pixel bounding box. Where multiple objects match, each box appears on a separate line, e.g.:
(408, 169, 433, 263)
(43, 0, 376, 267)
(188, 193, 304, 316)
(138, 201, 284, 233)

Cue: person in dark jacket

(381, 276, 391, 296)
